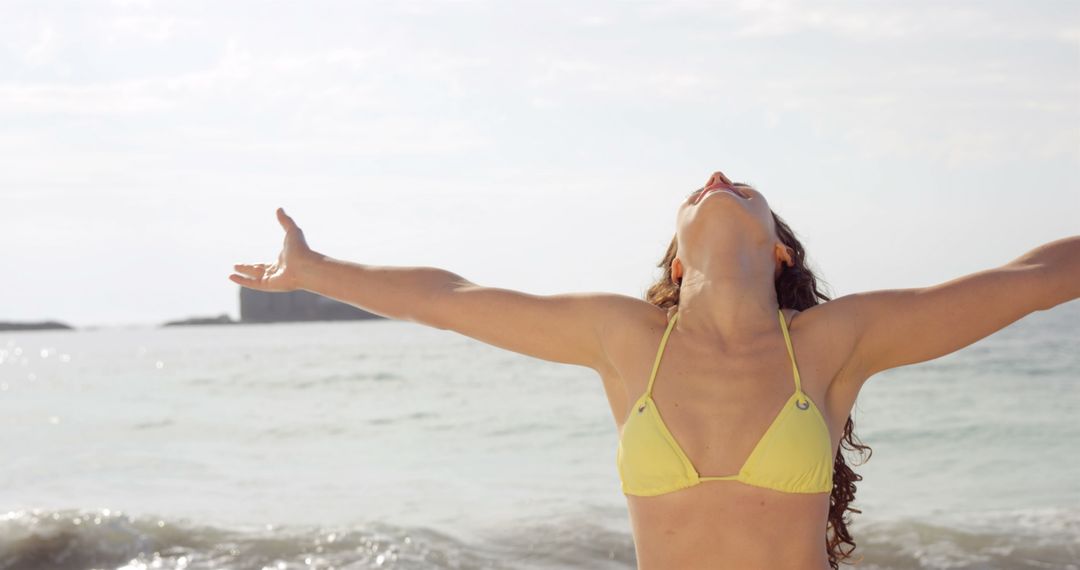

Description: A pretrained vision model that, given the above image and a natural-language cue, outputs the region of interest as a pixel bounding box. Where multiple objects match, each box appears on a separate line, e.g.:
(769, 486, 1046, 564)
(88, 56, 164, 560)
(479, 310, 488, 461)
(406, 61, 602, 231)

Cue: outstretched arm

(230, 208, 632, 373)
(1024, 235, 1080, 308)
(830, 235, 1079, 380)
(297, 255, 634, 372)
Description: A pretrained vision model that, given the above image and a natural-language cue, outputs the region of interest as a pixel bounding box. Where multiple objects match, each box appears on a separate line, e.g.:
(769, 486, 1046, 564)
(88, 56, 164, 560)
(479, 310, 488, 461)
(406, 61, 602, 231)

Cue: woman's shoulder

(592, 297, 670, 367)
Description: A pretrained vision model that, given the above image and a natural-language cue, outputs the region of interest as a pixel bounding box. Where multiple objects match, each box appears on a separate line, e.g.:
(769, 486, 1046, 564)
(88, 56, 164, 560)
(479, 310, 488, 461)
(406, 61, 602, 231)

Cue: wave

(1, 506, 1077, 570)
(0, 508, 505, 570)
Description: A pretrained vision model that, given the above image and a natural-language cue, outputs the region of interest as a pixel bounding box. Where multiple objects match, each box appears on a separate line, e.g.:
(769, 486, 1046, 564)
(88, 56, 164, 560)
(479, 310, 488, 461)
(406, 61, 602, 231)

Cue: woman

(229, 171, 1078, 569)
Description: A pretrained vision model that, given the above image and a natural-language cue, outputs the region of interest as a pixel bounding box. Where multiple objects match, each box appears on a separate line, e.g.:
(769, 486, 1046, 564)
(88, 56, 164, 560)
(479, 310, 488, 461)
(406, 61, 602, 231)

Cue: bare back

(594, 300, 865, 569)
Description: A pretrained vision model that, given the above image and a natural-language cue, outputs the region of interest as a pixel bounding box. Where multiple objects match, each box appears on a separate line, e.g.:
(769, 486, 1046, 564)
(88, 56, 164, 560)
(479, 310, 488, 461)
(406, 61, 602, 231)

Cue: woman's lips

(699, 186, 744, 202)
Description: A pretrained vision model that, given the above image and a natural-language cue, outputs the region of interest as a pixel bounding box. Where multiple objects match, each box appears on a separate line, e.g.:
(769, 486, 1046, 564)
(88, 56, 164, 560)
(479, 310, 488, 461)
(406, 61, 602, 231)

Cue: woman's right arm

(299, 257, 638, 372)
(231, 208, 641, 373)
(296, 254, 457, 324)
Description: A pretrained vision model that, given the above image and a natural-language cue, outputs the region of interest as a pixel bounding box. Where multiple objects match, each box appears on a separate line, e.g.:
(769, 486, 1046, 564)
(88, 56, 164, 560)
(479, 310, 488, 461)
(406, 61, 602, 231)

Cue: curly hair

(642, 188, 873, 569)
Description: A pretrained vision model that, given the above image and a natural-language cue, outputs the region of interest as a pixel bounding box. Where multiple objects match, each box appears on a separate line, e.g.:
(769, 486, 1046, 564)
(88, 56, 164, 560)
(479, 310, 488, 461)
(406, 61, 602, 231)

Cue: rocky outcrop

(0, 320, 75, 331)
(238, 288, 384, 323)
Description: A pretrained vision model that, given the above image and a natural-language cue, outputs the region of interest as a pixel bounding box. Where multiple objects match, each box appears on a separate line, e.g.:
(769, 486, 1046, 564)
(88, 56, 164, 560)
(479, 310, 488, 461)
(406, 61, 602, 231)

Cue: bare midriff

(626, 482, 832, 569)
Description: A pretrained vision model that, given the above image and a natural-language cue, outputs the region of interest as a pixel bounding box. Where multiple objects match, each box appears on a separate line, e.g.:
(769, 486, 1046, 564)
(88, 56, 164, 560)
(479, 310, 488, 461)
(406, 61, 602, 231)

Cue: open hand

(229, 208, 317, 293)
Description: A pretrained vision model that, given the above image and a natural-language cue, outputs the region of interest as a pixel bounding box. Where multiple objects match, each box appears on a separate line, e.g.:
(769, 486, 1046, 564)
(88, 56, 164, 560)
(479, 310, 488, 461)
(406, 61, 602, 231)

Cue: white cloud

(1059, 26, 1080, 44)
(764, 111, 781, 129)
(730, 0, 915, 39)
(731, 0, 1078, 45)
(0, 82, 175, 114)
(108, 15, 182, 43)
(174, 115, 493, 156)
(22, 23, 59, 66)
(272, 47, 384, 72)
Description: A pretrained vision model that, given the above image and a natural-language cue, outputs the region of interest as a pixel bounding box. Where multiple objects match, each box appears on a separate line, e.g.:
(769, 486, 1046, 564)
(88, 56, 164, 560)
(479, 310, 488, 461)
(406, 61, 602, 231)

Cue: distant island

(161, 313, 238, 327)
(1, 289, 386, 332)
(161, 289, 384, 327)
(233, 288, 384, 324)
(0, 320, 75, 332)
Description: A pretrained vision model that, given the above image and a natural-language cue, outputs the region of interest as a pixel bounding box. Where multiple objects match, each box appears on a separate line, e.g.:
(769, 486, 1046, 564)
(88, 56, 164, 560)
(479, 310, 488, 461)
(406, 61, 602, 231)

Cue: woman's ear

(671, 258, 683, 285)
(774, 244, 794, 268)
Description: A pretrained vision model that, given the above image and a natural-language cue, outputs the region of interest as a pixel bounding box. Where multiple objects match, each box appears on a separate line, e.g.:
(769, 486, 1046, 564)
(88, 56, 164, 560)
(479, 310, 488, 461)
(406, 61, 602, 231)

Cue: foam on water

(1, 507, 1078, 570)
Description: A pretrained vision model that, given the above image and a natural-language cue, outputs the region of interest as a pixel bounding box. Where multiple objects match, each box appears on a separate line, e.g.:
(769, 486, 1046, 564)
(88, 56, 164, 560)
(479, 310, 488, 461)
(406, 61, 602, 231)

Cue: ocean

(2, 300, 1078, 570)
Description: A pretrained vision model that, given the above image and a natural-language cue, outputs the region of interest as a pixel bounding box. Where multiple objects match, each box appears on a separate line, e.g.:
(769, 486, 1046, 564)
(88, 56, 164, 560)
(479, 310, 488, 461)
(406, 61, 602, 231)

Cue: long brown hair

(643, 197, 872, 569)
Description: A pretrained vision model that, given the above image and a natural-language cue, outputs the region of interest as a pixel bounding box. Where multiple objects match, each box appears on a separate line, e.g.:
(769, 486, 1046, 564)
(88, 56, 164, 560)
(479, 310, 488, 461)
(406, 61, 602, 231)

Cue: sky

(3, 0, 1078, 328)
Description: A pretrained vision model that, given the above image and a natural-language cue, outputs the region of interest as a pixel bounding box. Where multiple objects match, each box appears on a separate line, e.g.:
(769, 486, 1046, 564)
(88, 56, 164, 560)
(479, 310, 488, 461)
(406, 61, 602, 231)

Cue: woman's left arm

(832, 235, 1080, 380)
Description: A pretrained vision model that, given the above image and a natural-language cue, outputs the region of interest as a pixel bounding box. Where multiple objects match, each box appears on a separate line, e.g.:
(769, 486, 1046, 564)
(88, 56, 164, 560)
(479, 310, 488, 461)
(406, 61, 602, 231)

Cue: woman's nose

(706, 171, 733, 187)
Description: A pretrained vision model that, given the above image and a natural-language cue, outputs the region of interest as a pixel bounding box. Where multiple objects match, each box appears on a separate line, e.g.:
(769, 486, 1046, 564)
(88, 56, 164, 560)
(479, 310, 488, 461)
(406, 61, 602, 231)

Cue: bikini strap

(778, 308, 803, 394)
(645, 309, 680, 396)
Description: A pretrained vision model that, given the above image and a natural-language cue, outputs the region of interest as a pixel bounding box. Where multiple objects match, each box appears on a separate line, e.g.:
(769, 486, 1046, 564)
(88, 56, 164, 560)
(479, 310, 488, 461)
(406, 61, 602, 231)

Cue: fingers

(277, 207, 299, 232)
(230, 264, 270, 290)
(232, 263, 266, 278)
(228, 273, 258, 287)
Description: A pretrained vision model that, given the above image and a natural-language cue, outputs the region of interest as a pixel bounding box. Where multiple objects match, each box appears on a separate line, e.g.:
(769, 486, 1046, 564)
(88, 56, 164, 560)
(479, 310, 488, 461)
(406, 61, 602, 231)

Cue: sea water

(2, 300, 1078, 569)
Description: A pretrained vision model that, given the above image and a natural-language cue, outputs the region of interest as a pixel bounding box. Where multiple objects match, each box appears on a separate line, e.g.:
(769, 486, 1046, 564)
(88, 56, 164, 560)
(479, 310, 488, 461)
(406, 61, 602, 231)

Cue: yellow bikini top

(616, 307, 834, 496)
